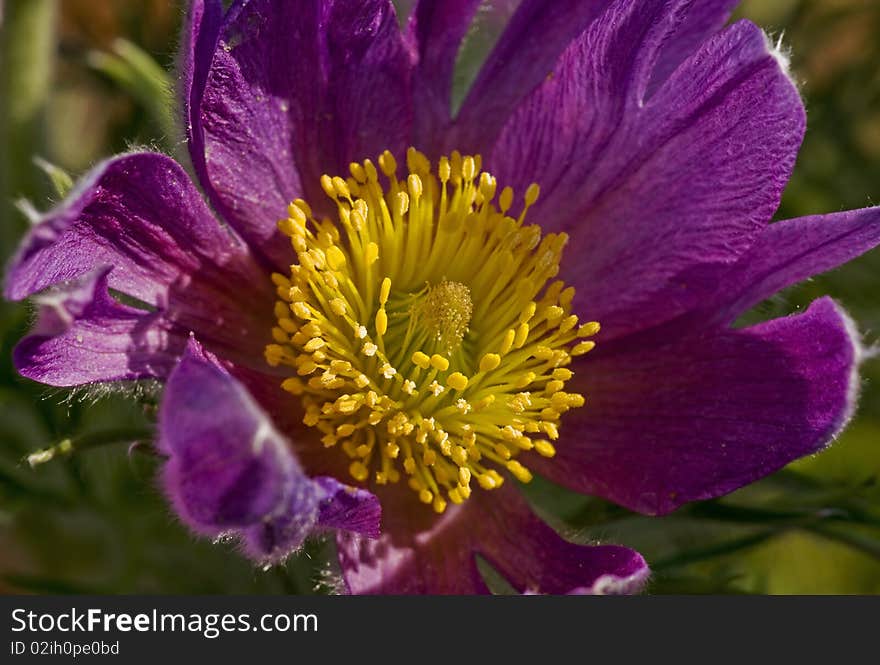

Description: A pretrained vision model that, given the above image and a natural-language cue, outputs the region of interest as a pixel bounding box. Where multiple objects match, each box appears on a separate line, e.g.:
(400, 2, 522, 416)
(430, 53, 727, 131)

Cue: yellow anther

(336, 423, 357, 437)
(546, 305, 565, 321)
(325, 245, 347, 270)
(578, 321, 601, 337)
(303, 337, 325, 352)
(407, 173, 423, 199)
(500, 329, 516, 355)
(363, 159, 378, 181)
(572, 340, 596, 356)
(514, 372, 536, 389)
(379, 277, 392, 305)
(534, 440, 557, 458)
(540, 407, 560, 421)
(480, 353, 502, 372)
(286, 203, 307, 226)
(395, 191, 410, 217)
(330, 360, 351, 374)
(296, 360, 317, 375)
(552, 368, 573, 381)
(499, 186, 514, 213)
(494, 442, 513, 460)
(379, 150, 397, 176)
(525, 183, 540, 206)
(514, 322, 530, 349)
(567, 393, 585, 408)
(366, 242, 379, 265)
(446, 372, 469, 391)
(430, 354, 450, 372)
(412, 351, 431, 369)
(419, 489, 433, 504)
(542, 422, 560, 440)
(375, 308, 388, 335)
(433, 497, 447, 514)
(438, 157, 451, 182)
(477, 473, 498, 490)
(350, 162, 366, 182)
(271, 273, 291, 289)
(332, 176, 350, 199)
(519, 302, 537, 323)
(473, 394, 495, 411)
(545, 380, 565, 394)
(462, 156, 476, 181)
(320, 174, 335, 198)
(506, 460, 533, 483)
(293, 199, 312, 218)
(330, 298, 347, 316)
(533, 345, 554, 360)
(349, 461, 369, 482)
(281, 377, 305, 395)
(292, 301, 311, 319)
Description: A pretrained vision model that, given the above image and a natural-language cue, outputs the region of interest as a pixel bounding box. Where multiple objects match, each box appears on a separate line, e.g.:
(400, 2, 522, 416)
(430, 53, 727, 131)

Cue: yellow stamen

(267, 147, 597, 512)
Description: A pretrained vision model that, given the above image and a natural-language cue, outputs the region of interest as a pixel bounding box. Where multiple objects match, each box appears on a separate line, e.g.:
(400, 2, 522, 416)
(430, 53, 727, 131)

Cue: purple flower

(5, 0, 880, 594)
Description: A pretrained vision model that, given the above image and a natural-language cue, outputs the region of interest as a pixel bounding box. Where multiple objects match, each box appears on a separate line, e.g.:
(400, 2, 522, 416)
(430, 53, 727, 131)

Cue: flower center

(265, 148, 598, 513)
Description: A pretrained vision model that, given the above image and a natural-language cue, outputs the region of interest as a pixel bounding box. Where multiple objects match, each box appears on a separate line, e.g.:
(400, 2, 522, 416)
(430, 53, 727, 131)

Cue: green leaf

(87, 38, 177, 149)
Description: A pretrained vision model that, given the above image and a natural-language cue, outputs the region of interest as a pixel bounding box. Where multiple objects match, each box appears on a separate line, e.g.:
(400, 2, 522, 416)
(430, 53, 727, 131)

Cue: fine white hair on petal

(764, 30, 796, 84)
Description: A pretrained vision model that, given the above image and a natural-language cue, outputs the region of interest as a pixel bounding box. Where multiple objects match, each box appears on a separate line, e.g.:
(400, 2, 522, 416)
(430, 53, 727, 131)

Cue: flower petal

(179, 0, 224, 191)
(160, 339, 380, 562)
(192, 0, 412, 267)
(13, 268, 185, 385)
(646, 0, 739, 97)
(4, 152, 275, 381)
(452, 0, 614, 154)
(490, 6, 804, 340)
(407, 0, 482, 153)
(337, 482, 648, 594)
(4, 152, 248, 304)
(706, 208, 880, 326)
(315, 477, 381, 538)
(529, 297, 861, 515)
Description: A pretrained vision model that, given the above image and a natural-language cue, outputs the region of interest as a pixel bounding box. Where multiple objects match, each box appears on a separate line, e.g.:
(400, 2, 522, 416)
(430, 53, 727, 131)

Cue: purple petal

(708, 208, 880, 325)
(192, 0, 412, 268)
(407, 0, 482, 154)
(4, 152, 248, 304)
(160, 339, 379, 562)
(13, 268, 185, 385)
(491, 11, 804, 340)
(529, 297, 861, 515)
(315, 476, 381, 538)
(452, 0, 614, 154)
(338, 483, 648, 594)
(179, 0, 224, 191)
(646, 0, 740, 97)
(4, 152, 276, 381)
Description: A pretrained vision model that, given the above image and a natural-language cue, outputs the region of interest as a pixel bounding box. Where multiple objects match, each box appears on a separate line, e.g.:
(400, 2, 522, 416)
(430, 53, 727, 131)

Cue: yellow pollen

(267, 147, 597, 512)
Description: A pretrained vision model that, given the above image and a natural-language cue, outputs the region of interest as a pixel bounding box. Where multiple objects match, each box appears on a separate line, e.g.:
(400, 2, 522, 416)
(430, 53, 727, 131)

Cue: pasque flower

(6, 0, 880, 593)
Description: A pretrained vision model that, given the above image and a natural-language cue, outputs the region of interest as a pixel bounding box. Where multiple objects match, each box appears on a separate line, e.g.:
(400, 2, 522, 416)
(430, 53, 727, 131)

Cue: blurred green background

(0, 0, 878, 594)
